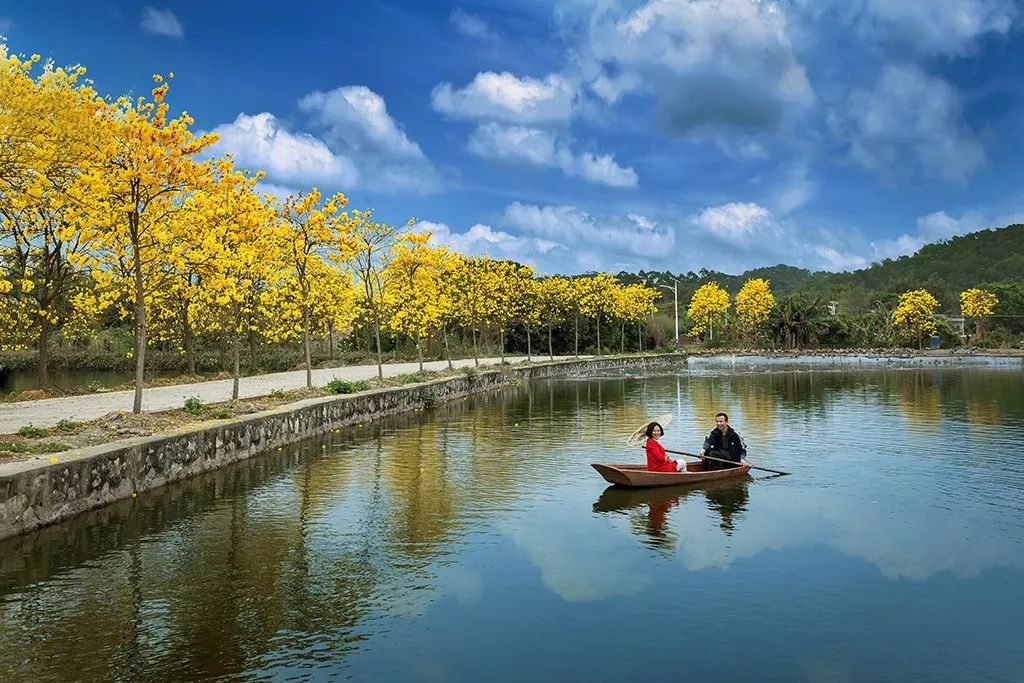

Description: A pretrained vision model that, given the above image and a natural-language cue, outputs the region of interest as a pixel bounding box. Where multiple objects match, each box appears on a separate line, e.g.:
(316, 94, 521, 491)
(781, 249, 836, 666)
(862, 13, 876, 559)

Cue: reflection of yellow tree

(735, 374, 777, 443)
(685, 378, 731, 434)
(966, 400, 1002, 426)
(378, 421, 457, 558)
(895, 372, 942, 428)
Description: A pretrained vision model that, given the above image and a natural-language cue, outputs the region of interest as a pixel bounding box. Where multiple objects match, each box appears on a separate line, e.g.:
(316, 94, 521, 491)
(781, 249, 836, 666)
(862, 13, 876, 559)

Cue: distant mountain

(820, 224, 1024, 308)
(618, 223, 1024, 311)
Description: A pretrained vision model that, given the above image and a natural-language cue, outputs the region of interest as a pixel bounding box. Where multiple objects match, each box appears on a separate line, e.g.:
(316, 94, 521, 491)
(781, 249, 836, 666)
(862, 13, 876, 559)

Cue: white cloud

(775, 163, 816, 215)
(253, 181, 300, 200)
(692, 202, 773, 239)
(502, 202, 674, 272)
(298, 85, 441, 193)
(467, 123, 638, 188)
(211, 87, 438, 194)
(628, 213, 655, 231)
(574, 0, 813, 135)
(209, 113, 358, 187)
(299, 86, 424, 158)
(450, 8, 496, 40)
(862, 0, 1016, 56)
(140, 7, 183, 38)
(810, 245, 869, 270)
(831, 63, 985, 184)
(432, 71, 575, 124)
(677, 201, 872, 272)
(565, 150, 638, 188)
(414, 220, 565, 266)
(870, 208, 1024, 260)
(468, 124, 558, 166)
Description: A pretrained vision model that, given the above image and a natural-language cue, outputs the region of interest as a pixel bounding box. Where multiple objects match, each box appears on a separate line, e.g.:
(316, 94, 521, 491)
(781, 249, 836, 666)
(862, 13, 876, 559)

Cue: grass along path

(0, 356, 584, 437)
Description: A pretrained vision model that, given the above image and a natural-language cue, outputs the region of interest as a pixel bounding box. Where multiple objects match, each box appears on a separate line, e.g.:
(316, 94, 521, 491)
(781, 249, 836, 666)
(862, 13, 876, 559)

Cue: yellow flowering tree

(275, 188, 355, 387)
(187, 160, 286, 398)
(383, 232, 447, 372)
(0, 46, 105, 384)
(960, 288, 998, 340)
(77, 74, 218, 412)
(892, 289, 939, 349)
(349, 210, 400, 379)
(448, 254, 494, 366)
(488, 260, 535, 362)
(687, 282, 730, 341)
(434, 250, 461, 368)
(735, 278, 776, 341)
(509, 265, 540, 361)
(577, 272, 618, 355)
(535, 276, 572, 360)
(619, 283, 658, 351)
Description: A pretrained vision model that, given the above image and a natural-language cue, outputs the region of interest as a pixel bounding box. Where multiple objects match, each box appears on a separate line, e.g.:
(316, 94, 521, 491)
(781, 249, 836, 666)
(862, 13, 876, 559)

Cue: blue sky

(3, 0, 1024, 275)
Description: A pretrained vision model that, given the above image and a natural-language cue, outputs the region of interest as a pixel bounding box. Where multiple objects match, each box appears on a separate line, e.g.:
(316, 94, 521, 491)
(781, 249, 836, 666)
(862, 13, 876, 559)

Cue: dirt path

(0, 356, 581, 433)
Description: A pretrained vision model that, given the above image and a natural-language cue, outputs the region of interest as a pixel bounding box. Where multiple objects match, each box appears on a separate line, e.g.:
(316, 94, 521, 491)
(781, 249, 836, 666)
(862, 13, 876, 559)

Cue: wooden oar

(658, 446, 790, 476)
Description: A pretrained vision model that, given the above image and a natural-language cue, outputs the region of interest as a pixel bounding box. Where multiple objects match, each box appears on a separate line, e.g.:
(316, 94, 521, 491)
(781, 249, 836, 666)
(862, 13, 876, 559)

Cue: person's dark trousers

(704, 449, 738, 471)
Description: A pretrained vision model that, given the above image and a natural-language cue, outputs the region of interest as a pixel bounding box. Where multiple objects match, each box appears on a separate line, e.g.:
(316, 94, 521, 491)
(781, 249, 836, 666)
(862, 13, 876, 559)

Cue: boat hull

(591, 460, 751, 488)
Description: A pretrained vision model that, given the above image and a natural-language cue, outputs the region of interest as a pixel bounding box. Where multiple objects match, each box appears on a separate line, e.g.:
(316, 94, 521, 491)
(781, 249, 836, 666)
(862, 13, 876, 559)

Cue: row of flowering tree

(685, 279, 776, 342)
(681, 278, 1000, 349)
(0, 45, 659, 407)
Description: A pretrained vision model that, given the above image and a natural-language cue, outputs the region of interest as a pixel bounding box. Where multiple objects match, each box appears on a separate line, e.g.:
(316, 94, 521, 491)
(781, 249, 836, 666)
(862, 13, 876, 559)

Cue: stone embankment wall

(0, 354, 680, 541)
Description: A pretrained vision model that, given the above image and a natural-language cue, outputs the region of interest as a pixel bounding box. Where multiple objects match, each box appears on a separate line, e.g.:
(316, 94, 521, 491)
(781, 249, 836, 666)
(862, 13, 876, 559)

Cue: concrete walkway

(0, 355, 584, 433)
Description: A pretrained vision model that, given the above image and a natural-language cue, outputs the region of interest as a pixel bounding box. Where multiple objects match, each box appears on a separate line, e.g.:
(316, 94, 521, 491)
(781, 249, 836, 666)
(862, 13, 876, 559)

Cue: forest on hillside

(621, 223, 1024, 345)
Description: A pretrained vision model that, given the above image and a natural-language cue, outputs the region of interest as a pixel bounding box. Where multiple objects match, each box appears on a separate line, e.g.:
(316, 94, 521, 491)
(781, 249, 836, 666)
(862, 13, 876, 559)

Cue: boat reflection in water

(593, 476, 753, 551)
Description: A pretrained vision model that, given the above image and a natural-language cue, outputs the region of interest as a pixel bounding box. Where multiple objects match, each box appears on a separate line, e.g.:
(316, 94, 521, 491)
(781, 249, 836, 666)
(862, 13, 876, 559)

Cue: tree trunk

(499, 327, 505, 363)
(132, 242, 146, 414)
(328, 321, 335, 361)
(548, 322, 554, 360)
(574, 315, 579, 357)
(37, 315, 51, 388)
(596, 312, 602, 356)
(472, 324, 479, 366)
(443, 325, 453, 369)
(638, 323, 642, 352)
(620, 321, 625, 354)
(417, 329, 424, 373)
(248, 327, 258, 374)
(232, 323, 241, 401)
(373, 310, 383, 379)
(183, 304, 195, 376)
(302, 306, 313, 388)
(525, 324, 532, 361)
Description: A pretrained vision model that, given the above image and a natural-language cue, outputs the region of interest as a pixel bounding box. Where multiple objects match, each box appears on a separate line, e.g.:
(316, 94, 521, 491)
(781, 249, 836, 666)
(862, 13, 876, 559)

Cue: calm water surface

(2, 365, 1024, 682)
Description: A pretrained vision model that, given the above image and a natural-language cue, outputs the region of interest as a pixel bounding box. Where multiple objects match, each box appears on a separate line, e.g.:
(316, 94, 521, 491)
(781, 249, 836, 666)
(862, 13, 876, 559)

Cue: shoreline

(0, 354, 679, 541)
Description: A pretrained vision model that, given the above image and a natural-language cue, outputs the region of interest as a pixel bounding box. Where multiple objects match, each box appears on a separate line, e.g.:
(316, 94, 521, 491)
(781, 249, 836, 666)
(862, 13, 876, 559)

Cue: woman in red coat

(645, 421, 684, 472)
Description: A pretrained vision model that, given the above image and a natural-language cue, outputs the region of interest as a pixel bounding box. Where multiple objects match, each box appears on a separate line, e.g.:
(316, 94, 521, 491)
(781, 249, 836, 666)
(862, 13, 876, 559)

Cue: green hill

(622, 223, 1024, 313)
(820, 224, 1024, 309)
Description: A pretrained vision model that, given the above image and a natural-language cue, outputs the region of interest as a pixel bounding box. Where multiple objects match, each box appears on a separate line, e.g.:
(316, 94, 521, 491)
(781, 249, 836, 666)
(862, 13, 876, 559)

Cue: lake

(1, 364, 1023, 681)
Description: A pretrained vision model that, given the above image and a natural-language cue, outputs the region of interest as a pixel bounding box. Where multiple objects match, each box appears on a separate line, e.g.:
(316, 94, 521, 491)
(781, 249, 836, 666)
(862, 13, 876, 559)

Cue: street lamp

(648, 277, 680, 350)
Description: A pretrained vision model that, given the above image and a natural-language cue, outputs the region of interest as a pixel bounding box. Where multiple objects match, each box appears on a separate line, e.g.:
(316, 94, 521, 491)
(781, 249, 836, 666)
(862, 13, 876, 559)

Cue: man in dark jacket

(700, 412, 747, 470)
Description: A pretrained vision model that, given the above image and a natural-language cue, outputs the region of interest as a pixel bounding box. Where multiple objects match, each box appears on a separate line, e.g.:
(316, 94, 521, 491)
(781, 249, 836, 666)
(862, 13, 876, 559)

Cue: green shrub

(54, 419, 81, 433)
(18, 424, 48, 438)
(325, 378, 369, 394)
(392, 372, 426, 385)
(269, 388, 286, 399)
(459, 366, 479, 379)
(209, 408, 233, 419)
(183, 396, 205, 415)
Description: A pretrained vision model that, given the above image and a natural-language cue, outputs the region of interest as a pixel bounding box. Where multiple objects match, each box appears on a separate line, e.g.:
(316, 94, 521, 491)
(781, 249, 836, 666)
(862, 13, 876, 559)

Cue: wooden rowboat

(591, 459, 751, 488)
